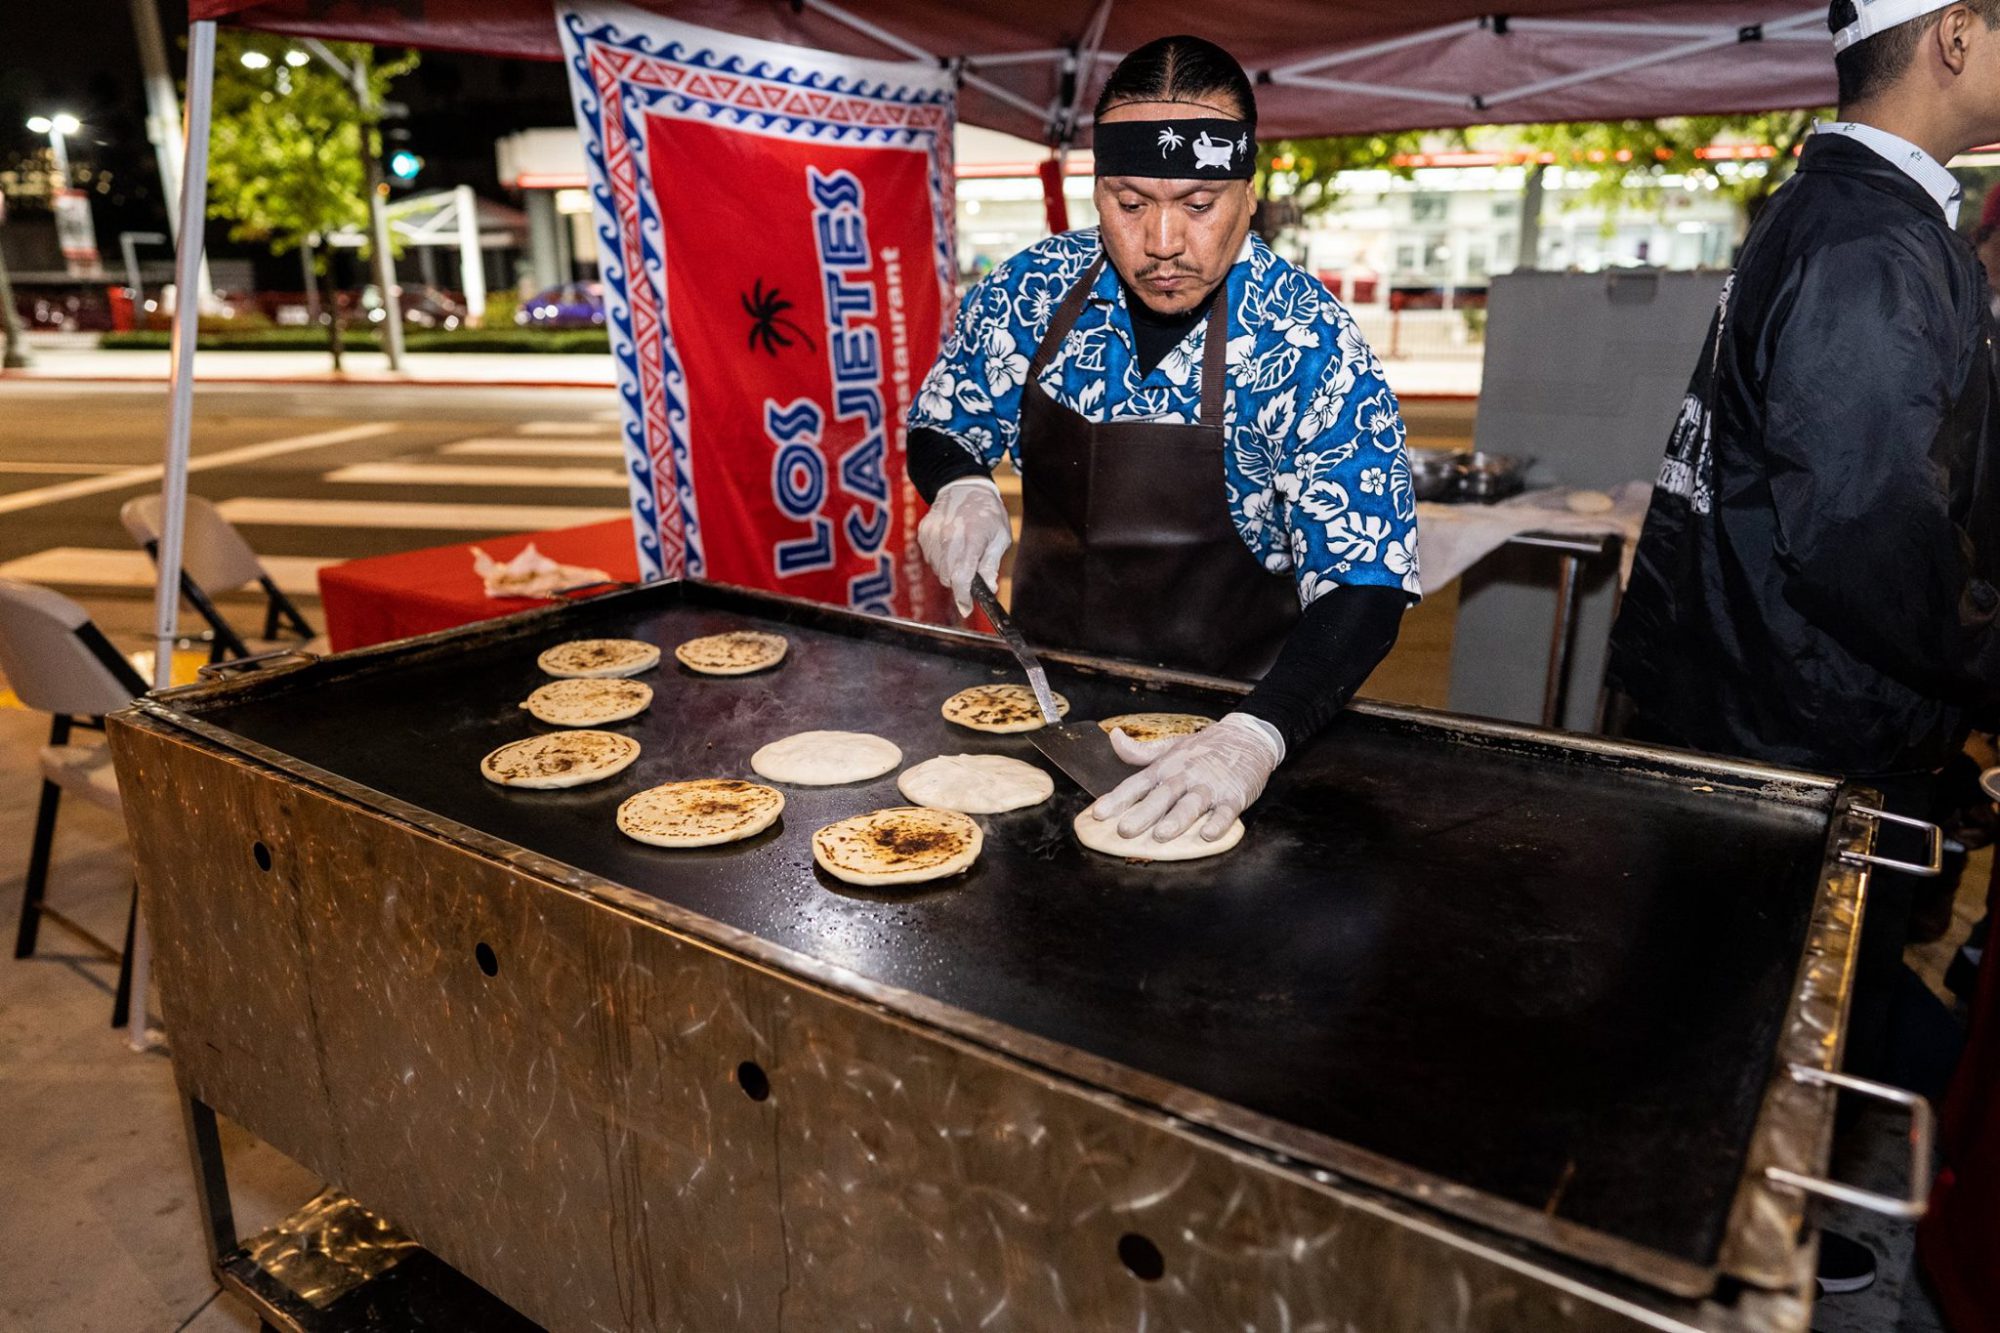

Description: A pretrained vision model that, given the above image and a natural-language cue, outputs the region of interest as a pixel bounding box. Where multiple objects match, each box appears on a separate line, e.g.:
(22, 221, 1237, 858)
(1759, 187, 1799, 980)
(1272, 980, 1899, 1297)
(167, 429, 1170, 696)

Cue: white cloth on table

(1416, 482, 1652, 591)
(471, 543, 613, 600)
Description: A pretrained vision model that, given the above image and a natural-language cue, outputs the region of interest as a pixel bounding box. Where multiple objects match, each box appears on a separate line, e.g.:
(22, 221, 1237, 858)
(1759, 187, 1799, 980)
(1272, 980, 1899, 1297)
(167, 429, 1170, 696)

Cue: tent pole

(130, 0, 215, 306)
(1038, 155, 1070, 236)
(135, 16, 217, 1052)
(1266, 20, 1484, 81)
(302, 38, 407, 370)
(799, 0, 1048, 124)
(454, 183, 487, 327)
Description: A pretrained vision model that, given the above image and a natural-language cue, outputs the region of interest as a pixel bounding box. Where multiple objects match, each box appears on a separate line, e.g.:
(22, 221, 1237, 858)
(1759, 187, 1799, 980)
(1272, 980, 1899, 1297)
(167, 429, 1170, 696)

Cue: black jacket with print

(1609, 133, 2000, 777)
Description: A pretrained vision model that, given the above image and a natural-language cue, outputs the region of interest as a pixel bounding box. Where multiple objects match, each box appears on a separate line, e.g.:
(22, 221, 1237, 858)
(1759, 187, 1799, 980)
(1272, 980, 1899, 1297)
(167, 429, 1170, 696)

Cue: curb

(0, 373, 618, 391)
(1, 372, 1481, 401)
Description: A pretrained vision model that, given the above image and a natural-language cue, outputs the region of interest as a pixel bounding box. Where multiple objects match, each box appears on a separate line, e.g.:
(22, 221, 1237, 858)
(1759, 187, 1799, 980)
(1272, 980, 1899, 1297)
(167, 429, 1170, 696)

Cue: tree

(1256, 131, 1431, 233)
(205, 31, 417, 368)
(1506, 110, 1824, 245)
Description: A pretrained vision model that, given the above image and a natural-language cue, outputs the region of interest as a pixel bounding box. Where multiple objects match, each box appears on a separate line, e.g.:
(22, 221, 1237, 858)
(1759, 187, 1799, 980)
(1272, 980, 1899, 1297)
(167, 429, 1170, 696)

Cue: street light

(26, 112, 80, 185)
(29, 112, 99, 278)
(284, 49, 311, 67)
(239, 49, 271, 70)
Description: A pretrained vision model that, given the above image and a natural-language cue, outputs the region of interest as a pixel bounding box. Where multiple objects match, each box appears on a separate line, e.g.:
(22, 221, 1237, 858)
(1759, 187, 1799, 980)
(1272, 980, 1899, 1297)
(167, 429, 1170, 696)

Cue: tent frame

(139, 18, 217, 1048)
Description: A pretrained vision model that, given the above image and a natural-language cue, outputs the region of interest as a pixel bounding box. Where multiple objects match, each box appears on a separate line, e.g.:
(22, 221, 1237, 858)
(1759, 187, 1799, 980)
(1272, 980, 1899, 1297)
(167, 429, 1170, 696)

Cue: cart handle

(1840, 805, 1943, 878)
(1765, 1066, 1934, 1219)
(196, 648, 320, 682)
(549, 578, 636, 598)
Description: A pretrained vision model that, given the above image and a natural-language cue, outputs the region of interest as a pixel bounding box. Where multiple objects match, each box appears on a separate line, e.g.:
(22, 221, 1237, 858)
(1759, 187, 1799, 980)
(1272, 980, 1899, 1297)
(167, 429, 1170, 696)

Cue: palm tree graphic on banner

(1156, 127, 1185, 156)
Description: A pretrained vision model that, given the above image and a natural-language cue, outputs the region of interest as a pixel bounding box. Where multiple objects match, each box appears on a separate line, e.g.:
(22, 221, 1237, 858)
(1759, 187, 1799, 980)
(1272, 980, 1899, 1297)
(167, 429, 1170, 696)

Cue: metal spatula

(969, 576, 1131, 798)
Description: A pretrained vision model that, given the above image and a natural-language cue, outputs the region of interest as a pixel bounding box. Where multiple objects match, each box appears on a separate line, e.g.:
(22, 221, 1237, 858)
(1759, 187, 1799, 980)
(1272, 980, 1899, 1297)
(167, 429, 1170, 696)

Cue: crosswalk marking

(324, 461, 629, 489)
(0, 547, 332, 596)
(440, 439, 624, 458)
(215, 497, 626, 531)
(0, 461, 130, 475)
(518, 420, 624, 436)
(0, 422, 399, 518)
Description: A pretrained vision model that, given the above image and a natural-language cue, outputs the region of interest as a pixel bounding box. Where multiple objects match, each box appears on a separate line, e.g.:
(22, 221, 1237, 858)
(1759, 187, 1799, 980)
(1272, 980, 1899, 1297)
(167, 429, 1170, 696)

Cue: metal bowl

(1409, 448, 1469, 502)
(1457, 451, 1534, 504)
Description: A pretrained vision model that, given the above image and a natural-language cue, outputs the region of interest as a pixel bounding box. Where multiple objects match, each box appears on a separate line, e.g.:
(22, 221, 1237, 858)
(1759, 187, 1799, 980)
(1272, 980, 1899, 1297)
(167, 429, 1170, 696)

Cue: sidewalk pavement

(0, 346, 626, 391)
(0, 343, 1488, 398)
(0, 704, 320, 1333)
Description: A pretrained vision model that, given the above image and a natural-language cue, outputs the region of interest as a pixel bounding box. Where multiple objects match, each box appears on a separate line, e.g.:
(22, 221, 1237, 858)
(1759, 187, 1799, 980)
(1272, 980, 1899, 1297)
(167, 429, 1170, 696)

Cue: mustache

(1133, 266, 1198, 281)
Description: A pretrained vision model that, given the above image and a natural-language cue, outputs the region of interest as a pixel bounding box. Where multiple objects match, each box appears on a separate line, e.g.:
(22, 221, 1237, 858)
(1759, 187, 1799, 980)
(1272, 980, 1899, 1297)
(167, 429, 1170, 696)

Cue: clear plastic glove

(917, 477, 1012, 617)
(1089, 712, 1286, 842)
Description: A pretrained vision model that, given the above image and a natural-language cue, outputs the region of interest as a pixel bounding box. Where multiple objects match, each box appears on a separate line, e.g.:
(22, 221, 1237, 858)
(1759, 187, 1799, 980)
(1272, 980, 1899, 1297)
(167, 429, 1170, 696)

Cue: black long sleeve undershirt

(1239, 586, 1410, 757)
(908, 425, 990, 503)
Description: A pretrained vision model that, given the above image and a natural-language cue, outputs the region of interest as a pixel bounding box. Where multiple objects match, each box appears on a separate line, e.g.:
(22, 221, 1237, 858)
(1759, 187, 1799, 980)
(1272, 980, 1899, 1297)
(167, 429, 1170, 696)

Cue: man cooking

(907, 35, 1419, 844)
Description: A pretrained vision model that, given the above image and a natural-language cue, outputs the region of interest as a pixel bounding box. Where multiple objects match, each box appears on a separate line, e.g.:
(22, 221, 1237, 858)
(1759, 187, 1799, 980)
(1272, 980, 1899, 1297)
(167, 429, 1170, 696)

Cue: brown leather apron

(1010, 257, 1300, 680)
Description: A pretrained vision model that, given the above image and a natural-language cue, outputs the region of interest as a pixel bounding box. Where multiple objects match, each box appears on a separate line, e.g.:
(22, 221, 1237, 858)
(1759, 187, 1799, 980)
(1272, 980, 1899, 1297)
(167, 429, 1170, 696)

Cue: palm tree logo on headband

(1156, 127, 1185, 156)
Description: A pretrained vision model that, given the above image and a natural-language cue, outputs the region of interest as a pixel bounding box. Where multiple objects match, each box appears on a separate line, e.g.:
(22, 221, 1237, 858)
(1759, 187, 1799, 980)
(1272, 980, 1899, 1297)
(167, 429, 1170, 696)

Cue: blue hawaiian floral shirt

(911, 228, 1421, 604)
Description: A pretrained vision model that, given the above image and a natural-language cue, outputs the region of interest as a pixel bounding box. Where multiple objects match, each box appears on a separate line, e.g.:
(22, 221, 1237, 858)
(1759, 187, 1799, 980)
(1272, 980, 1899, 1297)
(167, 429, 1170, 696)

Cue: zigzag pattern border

(561, 9, 956, 591)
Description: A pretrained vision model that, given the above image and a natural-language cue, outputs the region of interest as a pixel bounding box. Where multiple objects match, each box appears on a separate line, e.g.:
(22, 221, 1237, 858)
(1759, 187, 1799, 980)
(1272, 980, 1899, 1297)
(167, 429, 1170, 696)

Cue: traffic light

(388, 150, 423, 183)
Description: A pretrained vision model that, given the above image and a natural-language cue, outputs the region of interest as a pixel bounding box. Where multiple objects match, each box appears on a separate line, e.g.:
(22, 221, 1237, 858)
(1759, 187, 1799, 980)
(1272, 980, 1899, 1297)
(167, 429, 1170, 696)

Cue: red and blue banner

(560, 5, 956, 618)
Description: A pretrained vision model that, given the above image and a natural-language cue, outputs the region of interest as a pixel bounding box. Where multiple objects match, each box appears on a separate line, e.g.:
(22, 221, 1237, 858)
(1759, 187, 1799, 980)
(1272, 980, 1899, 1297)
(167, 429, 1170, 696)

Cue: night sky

(0, 0, 575, 259)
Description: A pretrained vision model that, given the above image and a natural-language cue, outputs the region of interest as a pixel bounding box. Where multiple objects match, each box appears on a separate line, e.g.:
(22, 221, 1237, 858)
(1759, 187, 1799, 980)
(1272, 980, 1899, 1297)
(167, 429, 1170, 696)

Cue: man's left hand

(1089, 712, 1284, 842)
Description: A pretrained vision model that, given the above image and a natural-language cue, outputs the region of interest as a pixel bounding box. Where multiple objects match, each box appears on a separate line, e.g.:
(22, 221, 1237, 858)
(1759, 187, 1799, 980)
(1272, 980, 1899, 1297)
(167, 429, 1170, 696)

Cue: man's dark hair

(1093, 35, 1256, 125)
(1831, 0, 2000, 105)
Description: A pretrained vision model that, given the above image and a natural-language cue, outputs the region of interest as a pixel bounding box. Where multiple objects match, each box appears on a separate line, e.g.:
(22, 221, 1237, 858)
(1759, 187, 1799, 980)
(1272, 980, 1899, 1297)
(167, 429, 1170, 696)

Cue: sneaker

(1815, 1231, 1878, 1296)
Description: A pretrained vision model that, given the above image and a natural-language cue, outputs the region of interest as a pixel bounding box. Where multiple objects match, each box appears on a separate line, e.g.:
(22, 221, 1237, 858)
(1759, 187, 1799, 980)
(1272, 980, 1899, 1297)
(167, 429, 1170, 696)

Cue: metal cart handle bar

(1765, 1065, 1934, 1219)
(550, 579, 638, 598)
(196, 648, 321, 682)
(1840, 805, 1944, 878)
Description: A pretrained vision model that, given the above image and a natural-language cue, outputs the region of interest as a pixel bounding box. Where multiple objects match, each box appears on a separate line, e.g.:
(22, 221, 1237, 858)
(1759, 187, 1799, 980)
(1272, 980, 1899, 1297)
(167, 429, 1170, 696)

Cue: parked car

(359, 283, 470, 330)
(516, 282, 606, 330)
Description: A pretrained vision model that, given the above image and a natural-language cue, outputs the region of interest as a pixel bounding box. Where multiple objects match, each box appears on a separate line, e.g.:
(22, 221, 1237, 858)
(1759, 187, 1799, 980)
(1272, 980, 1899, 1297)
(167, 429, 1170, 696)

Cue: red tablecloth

(317, 519, 640, 652)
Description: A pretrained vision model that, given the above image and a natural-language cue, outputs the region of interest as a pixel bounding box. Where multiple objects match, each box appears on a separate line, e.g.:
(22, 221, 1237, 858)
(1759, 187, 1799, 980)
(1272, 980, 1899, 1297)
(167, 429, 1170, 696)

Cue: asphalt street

(0, 380, 1476, 655)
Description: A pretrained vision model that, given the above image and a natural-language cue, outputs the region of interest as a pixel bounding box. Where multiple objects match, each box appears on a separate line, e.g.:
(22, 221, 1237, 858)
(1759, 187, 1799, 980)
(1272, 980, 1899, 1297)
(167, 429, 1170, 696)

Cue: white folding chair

(0, 579, 147, 1026)
(120, 493, 317, 662)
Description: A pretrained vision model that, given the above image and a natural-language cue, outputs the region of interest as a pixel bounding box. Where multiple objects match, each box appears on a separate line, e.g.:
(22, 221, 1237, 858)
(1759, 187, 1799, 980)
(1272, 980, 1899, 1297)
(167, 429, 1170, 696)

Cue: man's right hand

(917, 478, 1013, 618)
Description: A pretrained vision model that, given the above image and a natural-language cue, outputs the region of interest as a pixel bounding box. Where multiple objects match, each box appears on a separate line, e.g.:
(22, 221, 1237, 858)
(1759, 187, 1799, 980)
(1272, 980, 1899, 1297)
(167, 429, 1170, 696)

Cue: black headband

(1093, 118, 1257, 181)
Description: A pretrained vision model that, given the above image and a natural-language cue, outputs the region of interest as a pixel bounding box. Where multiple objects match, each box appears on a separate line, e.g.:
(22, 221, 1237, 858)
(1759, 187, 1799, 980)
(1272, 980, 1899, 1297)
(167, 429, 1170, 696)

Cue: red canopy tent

(190, 1, 1839, 138)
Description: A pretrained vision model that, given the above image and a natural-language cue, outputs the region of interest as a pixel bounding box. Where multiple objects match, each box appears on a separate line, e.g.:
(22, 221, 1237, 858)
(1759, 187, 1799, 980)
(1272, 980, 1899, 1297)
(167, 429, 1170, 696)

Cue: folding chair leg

(15, 778, 61, 959)
(110, 883, 137, 1029)
(176, 568, 249, 661)
(260, 576, 314, 641)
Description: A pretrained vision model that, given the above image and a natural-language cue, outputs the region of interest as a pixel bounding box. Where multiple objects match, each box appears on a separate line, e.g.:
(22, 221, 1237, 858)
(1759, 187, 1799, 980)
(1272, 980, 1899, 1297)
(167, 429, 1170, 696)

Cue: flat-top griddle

(150, 580, 1857, 1300)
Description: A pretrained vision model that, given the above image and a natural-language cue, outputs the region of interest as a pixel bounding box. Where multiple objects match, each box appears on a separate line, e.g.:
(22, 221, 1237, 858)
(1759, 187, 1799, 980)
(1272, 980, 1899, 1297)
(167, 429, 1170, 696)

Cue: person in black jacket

(1609, 0, 2000, 1295)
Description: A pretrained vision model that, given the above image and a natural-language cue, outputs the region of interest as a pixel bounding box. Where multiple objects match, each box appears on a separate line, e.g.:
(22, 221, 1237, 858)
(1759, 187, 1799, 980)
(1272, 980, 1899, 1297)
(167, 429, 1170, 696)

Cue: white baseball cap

(1833, 0, 1961, 53)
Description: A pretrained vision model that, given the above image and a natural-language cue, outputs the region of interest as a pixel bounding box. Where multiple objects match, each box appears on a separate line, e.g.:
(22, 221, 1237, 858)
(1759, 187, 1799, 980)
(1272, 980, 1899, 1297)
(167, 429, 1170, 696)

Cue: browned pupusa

(1098, 712, 1213, 743)
(536, 638, 662, 679)
(479, 730, 641, 789)
(941, 683, 1070, 734)
(520, 677, 653, 726)
(617, 779, 784, 847)
(811, 807, 983, 886)
(674, 630, 789, 675)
